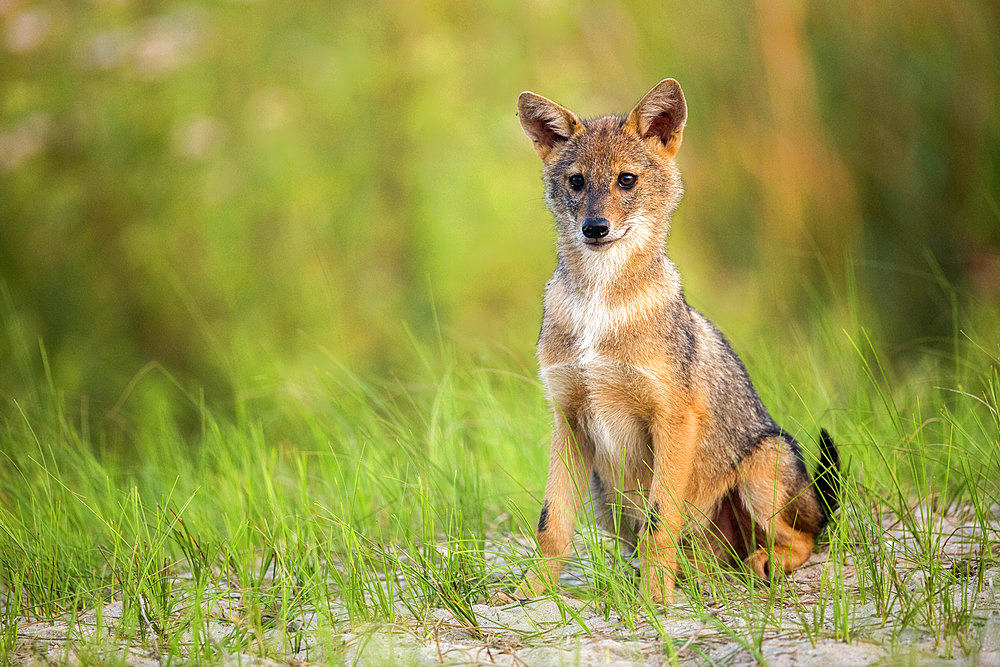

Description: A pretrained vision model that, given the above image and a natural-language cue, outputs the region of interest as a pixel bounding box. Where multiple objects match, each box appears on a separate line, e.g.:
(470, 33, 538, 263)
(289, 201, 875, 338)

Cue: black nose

(581, 218, 610, 239)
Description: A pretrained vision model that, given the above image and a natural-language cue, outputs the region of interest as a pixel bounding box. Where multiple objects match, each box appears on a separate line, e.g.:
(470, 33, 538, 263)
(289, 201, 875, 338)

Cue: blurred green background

(1, 0, 998, 420)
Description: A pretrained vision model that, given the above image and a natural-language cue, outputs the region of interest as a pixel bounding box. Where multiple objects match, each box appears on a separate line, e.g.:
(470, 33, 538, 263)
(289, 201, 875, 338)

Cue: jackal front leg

(641, 400, 704, 604)
(519, 416, 590, 599)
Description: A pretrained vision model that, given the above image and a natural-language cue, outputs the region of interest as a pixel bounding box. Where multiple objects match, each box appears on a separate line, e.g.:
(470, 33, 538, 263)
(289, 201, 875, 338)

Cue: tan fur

(515, 79, 838, 605)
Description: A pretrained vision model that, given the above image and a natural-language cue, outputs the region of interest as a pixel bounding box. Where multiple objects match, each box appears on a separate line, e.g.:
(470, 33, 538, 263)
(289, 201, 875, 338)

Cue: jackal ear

(517, 92, 584, 160)
(626, 78, 687, 158)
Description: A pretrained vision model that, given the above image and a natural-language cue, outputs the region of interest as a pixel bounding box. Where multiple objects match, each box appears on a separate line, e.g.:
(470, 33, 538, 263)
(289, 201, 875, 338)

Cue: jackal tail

(815, 429, 841, 521)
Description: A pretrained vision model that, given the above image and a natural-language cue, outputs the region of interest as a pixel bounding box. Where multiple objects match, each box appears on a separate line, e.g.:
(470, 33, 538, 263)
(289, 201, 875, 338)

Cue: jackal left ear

(626, 79, 687, 158)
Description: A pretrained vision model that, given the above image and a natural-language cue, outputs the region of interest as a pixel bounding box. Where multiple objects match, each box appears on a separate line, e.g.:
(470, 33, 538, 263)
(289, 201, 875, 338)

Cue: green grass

(1, 294, 999, 663)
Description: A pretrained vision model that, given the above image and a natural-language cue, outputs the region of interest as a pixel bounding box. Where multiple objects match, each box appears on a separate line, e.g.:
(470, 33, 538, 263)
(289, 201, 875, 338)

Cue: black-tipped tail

(814, 429, 841, 521)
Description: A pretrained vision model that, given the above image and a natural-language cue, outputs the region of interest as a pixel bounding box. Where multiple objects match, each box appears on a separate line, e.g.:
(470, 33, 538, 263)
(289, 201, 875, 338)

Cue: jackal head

(518, 79, 686, 267)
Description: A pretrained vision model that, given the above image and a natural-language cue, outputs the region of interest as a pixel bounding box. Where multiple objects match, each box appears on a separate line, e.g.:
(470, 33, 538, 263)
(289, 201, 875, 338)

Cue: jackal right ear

(517, 92, 584, 160)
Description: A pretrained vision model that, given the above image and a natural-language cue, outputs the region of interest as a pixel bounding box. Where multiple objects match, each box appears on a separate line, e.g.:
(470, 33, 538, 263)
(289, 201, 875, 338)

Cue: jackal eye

(568, 174, 585, 191)
(617, 172, 637, 189)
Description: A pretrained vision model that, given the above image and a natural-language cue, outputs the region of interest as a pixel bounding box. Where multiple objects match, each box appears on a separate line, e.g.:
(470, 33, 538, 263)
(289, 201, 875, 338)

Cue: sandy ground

(8, 508, 1000, 665)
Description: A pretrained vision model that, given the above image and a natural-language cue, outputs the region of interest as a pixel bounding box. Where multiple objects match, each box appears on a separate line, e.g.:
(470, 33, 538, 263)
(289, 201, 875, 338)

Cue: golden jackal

(516, 79, 840, 604)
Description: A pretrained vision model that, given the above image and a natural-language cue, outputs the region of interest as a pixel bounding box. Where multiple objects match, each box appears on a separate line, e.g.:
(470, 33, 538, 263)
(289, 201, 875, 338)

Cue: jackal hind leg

(736, 434, 824, 578)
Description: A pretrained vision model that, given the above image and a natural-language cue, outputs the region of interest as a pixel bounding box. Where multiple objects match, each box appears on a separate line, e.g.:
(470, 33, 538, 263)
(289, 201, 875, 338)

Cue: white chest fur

(565, 289, 624, 365)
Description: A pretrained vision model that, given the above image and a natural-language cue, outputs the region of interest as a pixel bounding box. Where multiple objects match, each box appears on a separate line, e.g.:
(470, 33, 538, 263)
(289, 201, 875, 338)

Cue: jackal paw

(640, 573, 675, 606)
(488, 590, 521, 605)
(491, 576, 544, 604)
(747, 548, 793, 579)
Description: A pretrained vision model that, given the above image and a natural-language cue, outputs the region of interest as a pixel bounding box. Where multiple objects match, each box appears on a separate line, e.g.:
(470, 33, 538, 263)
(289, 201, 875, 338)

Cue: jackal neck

(557, 242, 681, 308)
